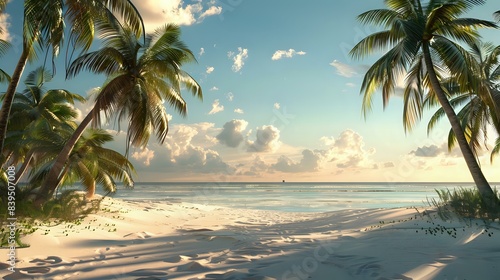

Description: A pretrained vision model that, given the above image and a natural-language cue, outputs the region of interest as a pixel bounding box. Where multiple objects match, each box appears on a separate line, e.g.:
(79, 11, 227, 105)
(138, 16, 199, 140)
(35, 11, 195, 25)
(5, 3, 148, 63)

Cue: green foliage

(0, 189, 102, 248)
(0, 190, 101, 221)
(429, 187, 500, 221)
(0, 228, 30, 248)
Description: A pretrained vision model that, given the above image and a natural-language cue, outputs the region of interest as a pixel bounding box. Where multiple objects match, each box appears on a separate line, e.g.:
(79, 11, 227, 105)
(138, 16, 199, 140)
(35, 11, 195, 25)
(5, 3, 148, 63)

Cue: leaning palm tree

(0, 0, 144, 160)
(1, 67, 84, 183)
(29, 127, 134, 199)
(35, 21, 202, 205)
(428, 42, 500, 162)
(350, 0, 499, 206)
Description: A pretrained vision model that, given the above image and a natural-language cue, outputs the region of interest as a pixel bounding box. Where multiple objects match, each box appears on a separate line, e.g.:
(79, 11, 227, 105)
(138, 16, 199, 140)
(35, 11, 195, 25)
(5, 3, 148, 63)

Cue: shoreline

(2, 196, 499, 279)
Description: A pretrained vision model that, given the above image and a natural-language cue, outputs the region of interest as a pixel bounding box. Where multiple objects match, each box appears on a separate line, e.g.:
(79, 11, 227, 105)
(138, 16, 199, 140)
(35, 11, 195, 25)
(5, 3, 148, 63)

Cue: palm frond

(491, 137, 500, 162)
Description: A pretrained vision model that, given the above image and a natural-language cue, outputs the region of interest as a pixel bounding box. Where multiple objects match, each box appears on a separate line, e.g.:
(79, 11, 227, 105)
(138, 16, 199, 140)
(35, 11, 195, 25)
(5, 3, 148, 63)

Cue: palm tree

(29, 127, 134, 199)
(428, 42, 500, 162)
(1, 67, 84, 183)
(350, 0, 499, 206)
(35, 21, 202, 205)
(0, 0, 144, 160)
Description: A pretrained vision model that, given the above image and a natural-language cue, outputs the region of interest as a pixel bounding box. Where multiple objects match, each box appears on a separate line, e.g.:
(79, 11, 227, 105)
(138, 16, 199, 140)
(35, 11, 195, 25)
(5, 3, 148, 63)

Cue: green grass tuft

(429, 187, 500, 222)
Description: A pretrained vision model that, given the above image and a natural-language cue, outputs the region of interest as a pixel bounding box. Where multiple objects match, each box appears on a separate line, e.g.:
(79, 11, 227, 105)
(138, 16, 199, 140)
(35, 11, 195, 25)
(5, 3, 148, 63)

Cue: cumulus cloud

(132, 147, 155, 166)
(273, 103, 280, 110)
(320, 130, 376, 169)
(272, 149, 322, 173)
(271, 49, 306, 60)
(145, 124, 234, 175)
(410, 143, 462, 158)
(208, 99, 224, 115)
(234, 108, 244, 114)
(247, 125, 281, 153)
(0, 13, 11, 41)
(227, 92, 234, 101)
(246, 156, 270, 175)
(199, 47, 205, 56)
(216, 119, 248, 148)
(330, 60, 357, 77)
(206, 66, 215, 74)
(228, 47, 248, 72)
(133, 0, 222, 29)
(411, 145, 441, 157)
(210, 86, 219, 91)
(199, 5, 222, 20)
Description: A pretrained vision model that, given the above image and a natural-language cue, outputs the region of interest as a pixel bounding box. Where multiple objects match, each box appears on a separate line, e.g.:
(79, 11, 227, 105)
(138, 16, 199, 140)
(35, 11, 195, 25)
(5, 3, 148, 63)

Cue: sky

(1, 0, 500, 183)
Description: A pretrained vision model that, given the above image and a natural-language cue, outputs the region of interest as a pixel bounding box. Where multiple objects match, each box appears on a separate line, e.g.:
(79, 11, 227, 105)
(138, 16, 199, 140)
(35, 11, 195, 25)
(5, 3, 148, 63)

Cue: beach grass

(429, 187, 500, 222)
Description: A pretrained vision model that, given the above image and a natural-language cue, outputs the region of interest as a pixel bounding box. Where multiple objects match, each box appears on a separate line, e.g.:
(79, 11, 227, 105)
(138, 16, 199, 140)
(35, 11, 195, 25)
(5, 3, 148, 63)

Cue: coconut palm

(428, 42, 500, 162)
(35, 20, 202, 204)
(29, 127, 134, 198)
(0, 0, 144, 160)
(350, 0, 499, 206)
(1, 67, 84, 183)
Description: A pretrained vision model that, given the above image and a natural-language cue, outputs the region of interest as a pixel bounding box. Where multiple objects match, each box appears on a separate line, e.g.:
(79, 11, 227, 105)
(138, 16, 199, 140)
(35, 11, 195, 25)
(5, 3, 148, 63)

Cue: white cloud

(152, 124, 233, 174)
(199, 47, 205, 56)
(273, 103, 280, 110)
(133, 0, 222, 30)
(271, 49, 306, 61)
(208, 99, 224, 115)
(0, 13, 11, 41)
(330, 60, 357, 78)
(320, 130, 376, 169)
(132, 147, 155, 166)
(227, 92, 234, 101)
(247, 125, 281, 153)
(199, 5, 222, 20)
(210, 86, 219, 91)
(216, 119, 248, 148)
(234, 108, 244, 114)
(206, 66, 215, 74)
(410, 142, 464, 158)
(244, 156, 270, 176)
(228, 47, 248, 72)
(272, 149, 322, 173)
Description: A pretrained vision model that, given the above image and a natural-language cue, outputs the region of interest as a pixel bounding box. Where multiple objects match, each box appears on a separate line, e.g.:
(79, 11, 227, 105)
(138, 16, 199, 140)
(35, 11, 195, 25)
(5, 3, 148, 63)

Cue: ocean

(104, 182, 493, 213)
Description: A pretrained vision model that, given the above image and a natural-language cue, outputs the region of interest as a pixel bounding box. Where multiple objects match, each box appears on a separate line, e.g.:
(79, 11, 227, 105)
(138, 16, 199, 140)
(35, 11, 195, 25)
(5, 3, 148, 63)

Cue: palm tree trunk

(1, 151, 13, 169)
(0, 49, 29, 162)
(422, 42, 498, 207)
(34, 107, 96, 205)
(14, 151, 33, 185)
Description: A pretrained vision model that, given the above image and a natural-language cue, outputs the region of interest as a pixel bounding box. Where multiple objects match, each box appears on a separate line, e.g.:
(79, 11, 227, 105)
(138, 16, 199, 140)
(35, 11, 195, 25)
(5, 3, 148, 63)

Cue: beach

(2, 194, 500, 280)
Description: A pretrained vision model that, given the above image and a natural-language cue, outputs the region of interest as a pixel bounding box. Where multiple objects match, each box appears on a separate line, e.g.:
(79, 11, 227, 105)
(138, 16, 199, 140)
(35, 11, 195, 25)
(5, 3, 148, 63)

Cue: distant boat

(282, 179, 285, 183)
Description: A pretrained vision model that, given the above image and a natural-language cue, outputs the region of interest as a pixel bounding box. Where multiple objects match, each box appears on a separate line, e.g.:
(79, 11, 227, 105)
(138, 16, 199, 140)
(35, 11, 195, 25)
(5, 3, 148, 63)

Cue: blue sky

(2, 0, 500, 182)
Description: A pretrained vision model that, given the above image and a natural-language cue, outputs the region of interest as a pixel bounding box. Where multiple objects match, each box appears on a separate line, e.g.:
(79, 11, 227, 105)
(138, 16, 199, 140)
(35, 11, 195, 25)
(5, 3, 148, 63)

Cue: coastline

(2, 196, 500, 279)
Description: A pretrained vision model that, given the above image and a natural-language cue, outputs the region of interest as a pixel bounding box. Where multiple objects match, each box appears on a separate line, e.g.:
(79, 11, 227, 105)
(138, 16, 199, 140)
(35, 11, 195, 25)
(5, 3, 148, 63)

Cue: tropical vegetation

(0, 1, 201, 210)
(428, 42, 500, 162)
(350, 0, 500, 209)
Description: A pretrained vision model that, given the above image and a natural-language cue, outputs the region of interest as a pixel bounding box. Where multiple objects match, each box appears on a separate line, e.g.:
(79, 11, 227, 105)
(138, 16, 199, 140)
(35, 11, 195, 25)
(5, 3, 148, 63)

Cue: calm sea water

(101, 182, 497, 213)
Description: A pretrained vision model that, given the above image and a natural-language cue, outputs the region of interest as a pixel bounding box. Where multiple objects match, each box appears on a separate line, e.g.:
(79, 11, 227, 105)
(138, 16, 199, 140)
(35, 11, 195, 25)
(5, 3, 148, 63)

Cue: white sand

(2, 196, 500, 280)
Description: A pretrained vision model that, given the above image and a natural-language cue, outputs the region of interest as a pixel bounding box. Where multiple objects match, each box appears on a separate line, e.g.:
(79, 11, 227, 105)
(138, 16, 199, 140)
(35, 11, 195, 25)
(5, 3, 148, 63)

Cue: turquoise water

(102, 182, 494, 213)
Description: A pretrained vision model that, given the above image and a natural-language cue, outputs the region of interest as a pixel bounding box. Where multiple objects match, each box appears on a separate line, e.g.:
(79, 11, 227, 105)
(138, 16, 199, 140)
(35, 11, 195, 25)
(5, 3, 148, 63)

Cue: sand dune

(2, 197, 499, 279)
